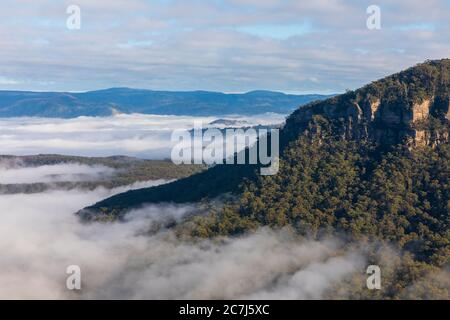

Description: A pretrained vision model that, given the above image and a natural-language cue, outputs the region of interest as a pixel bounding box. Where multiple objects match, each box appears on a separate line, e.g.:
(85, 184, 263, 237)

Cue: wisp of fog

(0, 163, 115, 184)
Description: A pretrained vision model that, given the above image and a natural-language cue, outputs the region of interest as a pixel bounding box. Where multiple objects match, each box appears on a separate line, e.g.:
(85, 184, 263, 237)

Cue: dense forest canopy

(172, 109, 448, 298)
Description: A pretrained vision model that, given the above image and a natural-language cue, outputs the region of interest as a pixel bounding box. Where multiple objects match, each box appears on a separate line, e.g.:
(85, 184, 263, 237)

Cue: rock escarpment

(284, 59, 450, 148)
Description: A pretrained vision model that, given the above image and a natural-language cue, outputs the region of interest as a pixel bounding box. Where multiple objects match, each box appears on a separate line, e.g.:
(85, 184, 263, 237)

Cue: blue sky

(0, 0, 449, 94)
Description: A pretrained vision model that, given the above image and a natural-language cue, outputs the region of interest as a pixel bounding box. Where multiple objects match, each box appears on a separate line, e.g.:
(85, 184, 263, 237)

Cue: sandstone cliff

(284, 59, 450, 147)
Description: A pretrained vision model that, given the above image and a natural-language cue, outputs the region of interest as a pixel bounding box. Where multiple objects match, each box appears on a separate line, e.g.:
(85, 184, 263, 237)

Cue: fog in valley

(0, 169, 366, 299)
(0, 114, 367, 299)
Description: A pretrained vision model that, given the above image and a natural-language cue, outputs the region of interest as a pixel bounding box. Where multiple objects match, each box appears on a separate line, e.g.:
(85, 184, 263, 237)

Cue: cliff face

(285, 59, 450, 147)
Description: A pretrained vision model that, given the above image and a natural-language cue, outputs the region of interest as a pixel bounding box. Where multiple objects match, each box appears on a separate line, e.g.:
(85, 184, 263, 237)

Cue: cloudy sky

(0, 0, 449, 93)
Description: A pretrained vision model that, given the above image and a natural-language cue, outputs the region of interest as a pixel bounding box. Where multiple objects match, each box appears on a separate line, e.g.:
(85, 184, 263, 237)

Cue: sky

(0, 0, 449, 94)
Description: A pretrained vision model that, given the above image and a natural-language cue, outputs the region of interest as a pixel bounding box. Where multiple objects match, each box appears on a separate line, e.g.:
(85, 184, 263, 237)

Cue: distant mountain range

(0, 88, 332, 118)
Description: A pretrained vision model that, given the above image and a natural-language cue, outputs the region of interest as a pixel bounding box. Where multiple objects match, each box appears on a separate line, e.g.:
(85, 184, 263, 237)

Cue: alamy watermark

(170, 121, 279, 175)
(366, 5, 381, 30)
(366, 265, 381, 290)
(66, 5, 81, 30)
(66, 265, 81, 290)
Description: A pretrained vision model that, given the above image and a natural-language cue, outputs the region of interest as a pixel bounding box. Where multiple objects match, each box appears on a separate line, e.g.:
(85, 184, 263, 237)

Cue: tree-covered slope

(187, 124, 449, 263)
(181, 121, 449, 299)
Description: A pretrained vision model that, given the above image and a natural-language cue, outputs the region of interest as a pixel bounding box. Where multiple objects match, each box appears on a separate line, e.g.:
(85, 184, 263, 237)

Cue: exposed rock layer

(285, 59, 450, 147)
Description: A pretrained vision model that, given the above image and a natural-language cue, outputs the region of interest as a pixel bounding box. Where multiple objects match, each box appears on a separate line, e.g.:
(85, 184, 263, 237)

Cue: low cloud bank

(0, 163, 115, 184)
(0, 113, 286, 159)
(0, 188, 365, 300)
(91, 228, 364, 300)
(0, 162, 366, 299)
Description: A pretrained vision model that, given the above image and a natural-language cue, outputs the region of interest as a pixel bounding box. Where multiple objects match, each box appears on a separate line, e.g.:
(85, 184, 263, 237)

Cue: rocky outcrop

(412, 99, 432, 122)
(285, 59, 450, 148)
(290, 95, 448, 147)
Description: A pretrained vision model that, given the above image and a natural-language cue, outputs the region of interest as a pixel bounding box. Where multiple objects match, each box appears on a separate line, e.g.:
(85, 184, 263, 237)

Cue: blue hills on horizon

(0, 87, 333, 118)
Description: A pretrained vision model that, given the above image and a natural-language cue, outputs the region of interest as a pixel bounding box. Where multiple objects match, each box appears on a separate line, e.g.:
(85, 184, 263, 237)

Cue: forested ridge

(79, 59, 449, 298)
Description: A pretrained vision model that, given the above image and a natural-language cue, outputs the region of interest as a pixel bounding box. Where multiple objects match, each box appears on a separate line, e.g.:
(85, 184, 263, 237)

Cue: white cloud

(0, 77, 20, 85)
(0, 167, 365, 299)
(0, 113, 286, 158)
(0, 163, 115, 184)
(0, 0, 448, 92)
